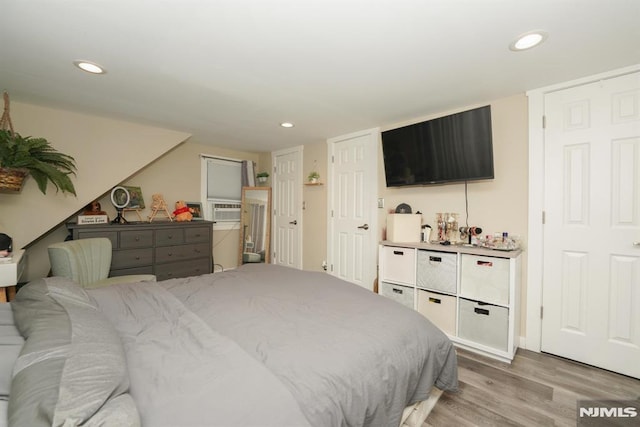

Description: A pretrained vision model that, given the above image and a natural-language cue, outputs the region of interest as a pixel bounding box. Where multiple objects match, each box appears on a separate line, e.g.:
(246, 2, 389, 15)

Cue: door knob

(357, 223, 369, 230)
(289, 220, 297, 225)
(634, 242, 640, 247)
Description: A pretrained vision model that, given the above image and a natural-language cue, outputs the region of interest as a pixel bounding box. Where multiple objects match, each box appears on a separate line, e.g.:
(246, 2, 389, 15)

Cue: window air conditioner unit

(210, 201, 241, 223)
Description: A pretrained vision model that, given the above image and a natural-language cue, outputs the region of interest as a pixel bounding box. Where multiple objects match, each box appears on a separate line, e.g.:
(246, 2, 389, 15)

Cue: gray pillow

(9, 277, 139, 426)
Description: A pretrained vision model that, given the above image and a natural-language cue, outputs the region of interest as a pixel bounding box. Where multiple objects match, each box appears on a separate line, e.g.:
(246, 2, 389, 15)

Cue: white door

(272, 147, 303, 269)
(328, 129, 378, 290)
(541, 71, 640, 378)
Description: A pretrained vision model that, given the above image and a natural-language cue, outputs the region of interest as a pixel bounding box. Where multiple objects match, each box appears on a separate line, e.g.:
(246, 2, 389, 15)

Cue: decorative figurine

(172, 200, 194, 222)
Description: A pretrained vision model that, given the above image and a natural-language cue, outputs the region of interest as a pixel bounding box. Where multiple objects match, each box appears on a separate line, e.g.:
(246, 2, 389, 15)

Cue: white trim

(326, 127, 379, 288)
(271, 145, 304, 268)
(525, 64, 640, 353)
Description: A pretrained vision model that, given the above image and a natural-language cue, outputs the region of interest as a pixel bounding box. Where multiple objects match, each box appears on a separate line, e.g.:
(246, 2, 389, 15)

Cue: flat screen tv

(381, 105, 494, 186)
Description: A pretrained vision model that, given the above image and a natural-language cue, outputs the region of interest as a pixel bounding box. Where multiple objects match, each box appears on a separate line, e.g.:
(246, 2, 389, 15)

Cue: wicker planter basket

(0, 167, 28, 193)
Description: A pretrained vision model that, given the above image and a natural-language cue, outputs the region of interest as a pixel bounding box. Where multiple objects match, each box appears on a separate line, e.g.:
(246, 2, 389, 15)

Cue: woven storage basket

(0, 167, 28, 192)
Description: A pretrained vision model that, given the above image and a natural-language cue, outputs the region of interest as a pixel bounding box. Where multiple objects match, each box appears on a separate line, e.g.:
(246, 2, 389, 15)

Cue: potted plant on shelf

(307, 171, 320, 184)
(0, 129, 77, 195)
(256, 171, 269, 183)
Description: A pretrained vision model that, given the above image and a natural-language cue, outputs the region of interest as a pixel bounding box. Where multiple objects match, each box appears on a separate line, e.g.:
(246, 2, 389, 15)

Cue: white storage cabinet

(379, 241, 522, 363)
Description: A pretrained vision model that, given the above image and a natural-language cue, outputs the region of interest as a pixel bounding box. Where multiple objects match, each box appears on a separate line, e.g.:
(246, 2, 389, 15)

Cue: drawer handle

(393, 250, 404, 255)
(429, 297, 441, 304)
(429, 256, 442, 263)
(168, 253, 173, 257)
(135, 256, 140, 260)
(135, 236, 140, 241)
(477, 260, 493, 267)
(474, 307, 490, 315)
(392, 288, 403, 294)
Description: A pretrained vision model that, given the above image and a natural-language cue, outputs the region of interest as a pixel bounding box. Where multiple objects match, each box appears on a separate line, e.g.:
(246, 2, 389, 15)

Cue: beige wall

(376, 94, 529, 332)
(0, 102, 190, 251)
(302, 142, 328, 271)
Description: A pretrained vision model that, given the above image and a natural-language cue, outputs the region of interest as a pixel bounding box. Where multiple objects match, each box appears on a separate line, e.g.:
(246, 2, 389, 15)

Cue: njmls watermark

(578, 400, 639, 426)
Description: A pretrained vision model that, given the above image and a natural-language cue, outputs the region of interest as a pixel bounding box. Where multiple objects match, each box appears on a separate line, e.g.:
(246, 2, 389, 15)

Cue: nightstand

(0, 249, 26, 302)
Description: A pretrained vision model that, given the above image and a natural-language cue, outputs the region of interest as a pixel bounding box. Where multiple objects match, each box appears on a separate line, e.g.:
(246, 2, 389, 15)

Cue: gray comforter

(88, 264, 458, 427)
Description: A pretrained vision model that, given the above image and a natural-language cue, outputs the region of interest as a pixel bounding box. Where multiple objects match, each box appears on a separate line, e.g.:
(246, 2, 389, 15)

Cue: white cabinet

(379, 242, 521, 362)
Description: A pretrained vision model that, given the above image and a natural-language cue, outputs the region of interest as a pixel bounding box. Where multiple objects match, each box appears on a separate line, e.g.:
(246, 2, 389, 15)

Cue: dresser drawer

(417, 290, 456, 336)
(458, 298, 508, 351)
(185, 226, 211, 243)
(460, 254, 510, 305)
(112, 248, 153, 269)
(155, 243, 210, 263)
(110, 265, 154, 277)
(119, 230, 153, 248)
(379, 282, 414, 309)
(73, 231, 118, 248)
(155, 258, 212, 281)
(417, 250, 457, 293)
(380, 246, 415, 285)
(155, 228, 185, 246)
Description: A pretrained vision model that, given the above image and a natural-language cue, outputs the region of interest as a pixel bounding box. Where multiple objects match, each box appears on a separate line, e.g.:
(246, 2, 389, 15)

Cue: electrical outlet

(377, 198, 384, 208)
(321, 260, 327, 271)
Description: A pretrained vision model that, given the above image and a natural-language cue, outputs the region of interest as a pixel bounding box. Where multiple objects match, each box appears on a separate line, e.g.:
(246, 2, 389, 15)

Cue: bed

(4, 263, 458, 427)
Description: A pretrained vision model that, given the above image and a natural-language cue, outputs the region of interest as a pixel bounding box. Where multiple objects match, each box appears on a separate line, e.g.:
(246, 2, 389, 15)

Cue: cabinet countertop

(380, 241, 522, 258)
(67, 220, 214, 230)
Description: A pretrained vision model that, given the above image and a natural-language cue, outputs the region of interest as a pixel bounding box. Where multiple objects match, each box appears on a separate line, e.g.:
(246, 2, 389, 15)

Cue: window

(200, 155, 254, 230)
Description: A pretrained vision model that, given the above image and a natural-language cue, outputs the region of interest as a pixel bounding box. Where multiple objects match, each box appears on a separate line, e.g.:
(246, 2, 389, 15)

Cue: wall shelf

(304, 182, 323, 186)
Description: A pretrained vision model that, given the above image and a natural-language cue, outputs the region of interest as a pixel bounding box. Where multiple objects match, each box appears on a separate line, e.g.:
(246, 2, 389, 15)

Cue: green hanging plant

(0, 129, 77, 195)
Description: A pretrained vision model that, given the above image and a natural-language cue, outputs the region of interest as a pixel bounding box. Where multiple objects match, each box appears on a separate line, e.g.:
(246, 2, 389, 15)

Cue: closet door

(541, 71, 640, 378)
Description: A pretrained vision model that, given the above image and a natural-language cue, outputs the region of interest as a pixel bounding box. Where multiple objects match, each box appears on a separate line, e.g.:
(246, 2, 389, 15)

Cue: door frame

(327, 127, 379, 288)
(525, 64, 640, 352)
(271, 145, 304, 268)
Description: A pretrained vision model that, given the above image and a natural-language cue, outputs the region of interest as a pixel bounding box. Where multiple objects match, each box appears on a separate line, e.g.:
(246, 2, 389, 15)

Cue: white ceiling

(1, 0, 639, 152)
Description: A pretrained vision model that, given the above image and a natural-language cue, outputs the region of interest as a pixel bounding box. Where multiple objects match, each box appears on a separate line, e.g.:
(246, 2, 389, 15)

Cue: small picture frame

(186, 202, 203, 220)
(123, 186, 145, 209)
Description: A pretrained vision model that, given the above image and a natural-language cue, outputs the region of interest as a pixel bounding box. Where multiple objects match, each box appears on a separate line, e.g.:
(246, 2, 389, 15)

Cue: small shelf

(304, 182, 323, 186)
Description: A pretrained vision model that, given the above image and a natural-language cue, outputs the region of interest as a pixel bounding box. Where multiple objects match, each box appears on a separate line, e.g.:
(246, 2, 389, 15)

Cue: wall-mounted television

(381, 105, 494, 186)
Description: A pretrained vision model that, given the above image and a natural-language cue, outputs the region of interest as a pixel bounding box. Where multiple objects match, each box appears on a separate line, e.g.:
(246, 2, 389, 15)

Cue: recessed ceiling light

(73, 60, 106, 74)
(509, 31, 548, 51)
(280, 122, 294, 128)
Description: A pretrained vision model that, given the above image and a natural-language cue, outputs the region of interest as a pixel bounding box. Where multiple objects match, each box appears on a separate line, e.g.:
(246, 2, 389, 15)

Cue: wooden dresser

(67, 221, 213, 281)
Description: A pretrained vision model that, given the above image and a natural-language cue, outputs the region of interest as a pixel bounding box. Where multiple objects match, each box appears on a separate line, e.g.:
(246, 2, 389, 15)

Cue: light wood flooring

(424, 348, 640, 426)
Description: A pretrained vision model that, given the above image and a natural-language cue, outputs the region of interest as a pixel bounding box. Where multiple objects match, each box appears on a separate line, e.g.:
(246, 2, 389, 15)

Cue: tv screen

(381, 105, 494, 186)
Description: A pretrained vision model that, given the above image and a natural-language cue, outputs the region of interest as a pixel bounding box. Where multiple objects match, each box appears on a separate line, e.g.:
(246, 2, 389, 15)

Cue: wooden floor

(424, 348, 640, 426)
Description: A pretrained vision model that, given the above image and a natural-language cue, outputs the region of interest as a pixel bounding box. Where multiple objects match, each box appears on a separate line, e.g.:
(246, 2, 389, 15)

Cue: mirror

(238, 187, 272, 265)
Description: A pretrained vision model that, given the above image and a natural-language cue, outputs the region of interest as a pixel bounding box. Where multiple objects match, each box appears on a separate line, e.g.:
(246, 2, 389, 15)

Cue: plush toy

(82, 200, 107, 216)
(172, 200, 194, 222)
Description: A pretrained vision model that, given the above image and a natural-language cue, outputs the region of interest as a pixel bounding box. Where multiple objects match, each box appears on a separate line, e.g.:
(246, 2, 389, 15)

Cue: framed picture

(186, 202, 203, 220)
(123, 186, 145, 209)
